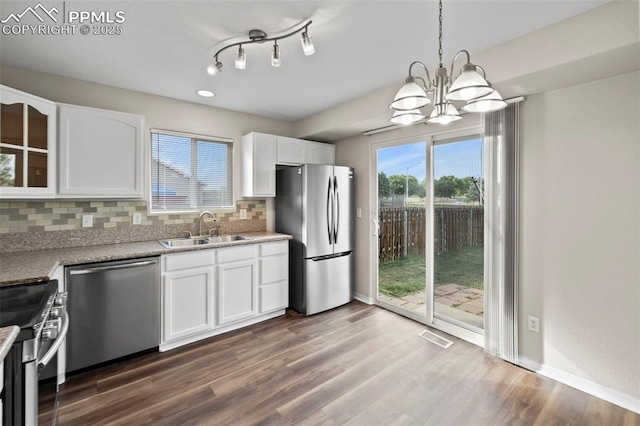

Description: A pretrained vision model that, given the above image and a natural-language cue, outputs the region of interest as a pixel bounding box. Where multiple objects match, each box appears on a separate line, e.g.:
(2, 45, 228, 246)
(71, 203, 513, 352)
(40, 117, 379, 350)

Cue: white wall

(334, 71, 640, 404)
(0, 65, 294, 205)
(519, 71, 640, 400)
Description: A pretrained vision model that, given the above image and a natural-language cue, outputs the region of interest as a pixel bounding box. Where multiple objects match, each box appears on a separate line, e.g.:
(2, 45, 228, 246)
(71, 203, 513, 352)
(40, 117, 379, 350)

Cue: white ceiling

(0, 0, 611, 122)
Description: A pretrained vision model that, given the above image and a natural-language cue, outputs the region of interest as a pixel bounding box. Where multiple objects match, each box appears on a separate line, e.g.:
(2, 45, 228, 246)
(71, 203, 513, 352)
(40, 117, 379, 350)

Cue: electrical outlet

(528, 316, 540, 333)
(356, 208, 362, 218)
(132, 212, 142, 225)
(240, 209, 247, 219)
(82, 214, 93, 228)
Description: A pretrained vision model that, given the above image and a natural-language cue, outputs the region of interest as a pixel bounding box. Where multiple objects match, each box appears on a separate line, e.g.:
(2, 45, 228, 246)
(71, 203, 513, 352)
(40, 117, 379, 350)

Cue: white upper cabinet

(0, 85, 57, 199)
(242, 132, 335, 198)
(306, 141, 335, 165)
(58, 103, 144, 198)
(277, 137, 307, 165)
(242, 132, 277, 197)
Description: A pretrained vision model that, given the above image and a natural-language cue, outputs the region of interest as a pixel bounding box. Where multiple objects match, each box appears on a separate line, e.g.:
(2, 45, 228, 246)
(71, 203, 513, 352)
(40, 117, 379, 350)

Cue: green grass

(378, 254, 426, 297)
(434, 245, 484, 289)
(379, 245, 483, 297)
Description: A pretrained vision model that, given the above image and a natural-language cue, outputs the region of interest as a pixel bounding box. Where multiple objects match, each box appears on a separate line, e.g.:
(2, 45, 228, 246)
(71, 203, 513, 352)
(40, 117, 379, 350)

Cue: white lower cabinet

(163, 267, 215, 341)
(160, 240, 289, 351)
(258, 241, 289, 313)
(217, 259, 258, 325)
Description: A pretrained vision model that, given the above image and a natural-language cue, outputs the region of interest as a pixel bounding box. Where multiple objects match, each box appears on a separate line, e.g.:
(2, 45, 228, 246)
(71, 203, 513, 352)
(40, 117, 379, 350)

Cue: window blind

(484, 102, 520, 363)
(150, 130, 233, 211)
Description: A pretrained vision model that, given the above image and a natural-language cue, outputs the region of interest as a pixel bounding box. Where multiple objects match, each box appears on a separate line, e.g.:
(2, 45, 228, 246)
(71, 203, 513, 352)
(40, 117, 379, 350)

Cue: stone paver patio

(379, 284, 484, 329)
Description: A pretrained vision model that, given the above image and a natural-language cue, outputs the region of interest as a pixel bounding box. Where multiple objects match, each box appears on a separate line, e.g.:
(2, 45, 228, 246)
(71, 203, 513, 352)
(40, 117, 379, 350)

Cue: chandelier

(207, 21, 315, 75)
(389, 0, 506, 125)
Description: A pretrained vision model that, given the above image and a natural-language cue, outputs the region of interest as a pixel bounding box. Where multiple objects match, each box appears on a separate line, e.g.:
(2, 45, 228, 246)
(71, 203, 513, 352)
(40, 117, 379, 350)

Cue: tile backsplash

(0, 200, 266, 252)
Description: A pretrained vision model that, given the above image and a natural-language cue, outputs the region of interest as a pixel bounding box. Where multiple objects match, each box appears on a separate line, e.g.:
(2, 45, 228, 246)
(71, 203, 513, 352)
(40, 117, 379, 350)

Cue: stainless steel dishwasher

(65, 257, 160, 373)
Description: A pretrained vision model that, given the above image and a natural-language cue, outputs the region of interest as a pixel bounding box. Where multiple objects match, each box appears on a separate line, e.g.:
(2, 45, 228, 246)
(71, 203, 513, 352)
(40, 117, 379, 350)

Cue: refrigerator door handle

(333, 176, 339, 244)
(326, 176, 333, 244)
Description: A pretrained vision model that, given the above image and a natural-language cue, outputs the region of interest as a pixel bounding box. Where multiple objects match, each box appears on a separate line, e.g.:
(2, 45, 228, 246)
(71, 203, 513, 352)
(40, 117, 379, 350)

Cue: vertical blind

(150, 130, 233, 211)
(484, 102, 520, 363)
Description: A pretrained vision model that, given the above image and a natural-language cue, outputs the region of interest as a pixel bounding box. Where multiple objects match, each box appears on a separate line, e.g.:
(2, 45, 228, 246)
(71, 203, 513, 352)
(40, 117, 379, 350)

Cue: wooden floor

(40, 302, 639, 425)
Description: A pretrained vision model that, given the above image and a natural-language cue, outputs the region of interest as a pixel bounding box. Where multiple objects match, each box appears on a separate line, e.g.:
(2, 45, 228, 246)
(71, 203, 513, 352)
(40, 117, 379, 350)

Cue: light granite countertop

(0, 326, 19, 362)
(0, 231, 291, 287)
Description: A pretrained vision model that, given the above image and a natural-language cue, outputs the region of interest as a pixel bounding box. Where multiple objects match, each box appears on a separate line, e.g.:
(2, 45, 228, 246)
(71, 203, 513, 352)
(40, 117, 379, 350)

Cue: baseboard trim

(159, 309, 285, 352)
(354, 292, 374, 305)
(518, 356, 640, 414)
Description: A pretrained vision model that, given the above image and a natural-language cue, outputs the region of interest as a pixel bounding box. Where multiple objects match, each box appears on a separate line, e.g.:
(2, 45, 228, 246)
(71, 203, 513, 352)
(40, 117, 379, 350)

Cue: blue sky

(377, 137, 484, 181)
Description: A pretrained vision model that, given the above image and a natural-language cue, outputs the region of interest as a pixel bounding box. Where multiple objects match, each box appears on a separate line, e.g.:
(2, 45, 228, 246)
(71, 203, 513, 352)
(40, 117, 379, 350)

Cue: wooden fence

(378, 205, 484, 262)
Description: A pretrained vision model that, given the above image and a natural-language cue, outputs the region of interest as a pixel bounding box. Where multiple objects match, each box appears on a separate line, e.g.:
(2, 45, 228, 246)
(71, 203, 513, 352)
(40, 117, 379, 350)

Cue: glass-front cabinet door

(0, 85, 56, 198)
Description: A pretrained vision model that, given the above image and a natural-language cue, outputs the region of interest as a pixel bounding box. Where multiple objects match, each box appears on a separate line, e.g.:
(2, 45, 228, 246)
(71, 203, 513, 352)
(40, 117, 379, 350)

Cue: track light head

(271, 42, 281, 67)
(235, 45, 246, 70)
(301, 30, 315, 56)
(207, 60, 223, 75)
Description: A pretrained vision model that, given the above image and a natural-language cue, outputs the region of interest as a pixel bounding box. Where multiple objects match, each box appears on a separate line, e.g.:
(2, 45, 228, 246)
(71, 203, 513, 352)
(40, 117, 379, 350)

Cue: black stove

(0, 280, 58, 342)
(1, 279, 66, 426)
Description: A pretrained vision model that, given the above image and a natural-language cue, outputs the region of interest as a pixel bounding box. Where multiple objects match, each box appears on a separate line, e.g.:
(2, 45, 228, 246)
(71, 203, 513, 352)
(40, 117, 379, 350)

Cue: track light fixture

(207, 20, 314, 75)
(389, 0, 506, 126)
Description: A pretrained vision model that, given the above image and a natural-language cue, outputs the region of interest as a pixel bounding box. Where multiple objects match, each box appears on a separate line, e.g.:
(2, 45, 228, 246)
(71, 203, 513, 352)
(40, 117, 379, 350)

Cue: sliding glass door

(373, 132, 485, 343)
(375, 141, 428, 319)
(432, 137, 485, 334)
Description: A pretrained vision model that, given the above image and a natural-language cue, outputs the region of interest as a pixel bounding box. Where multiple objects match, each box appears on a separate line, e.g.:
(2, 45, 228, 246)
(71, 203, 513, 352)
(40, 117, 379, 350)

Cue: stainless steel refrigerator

(276, 164, 354, 315)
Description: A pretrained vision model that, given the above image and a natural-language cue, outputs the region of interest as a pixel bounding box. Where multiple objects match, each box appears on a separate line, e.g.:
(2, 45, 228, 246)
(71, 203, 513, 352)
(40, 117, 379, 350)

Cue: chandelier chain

(438, 0, 443, 67)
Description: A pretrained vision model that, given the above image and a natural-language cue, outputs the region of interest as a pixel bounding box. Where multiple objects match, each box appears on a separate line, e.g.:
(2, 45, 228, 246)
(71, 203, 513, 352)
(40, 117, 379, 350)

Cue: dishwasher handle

(69, 260, 157, 275)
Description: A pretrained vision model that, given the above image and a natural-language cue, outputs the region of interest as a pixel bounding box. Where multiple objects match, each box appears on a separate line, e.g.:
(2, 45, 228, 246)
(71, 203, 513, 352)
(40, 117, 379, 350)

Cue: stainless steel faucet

(198, 211, 215, 236)
(209, 223, 222, 237)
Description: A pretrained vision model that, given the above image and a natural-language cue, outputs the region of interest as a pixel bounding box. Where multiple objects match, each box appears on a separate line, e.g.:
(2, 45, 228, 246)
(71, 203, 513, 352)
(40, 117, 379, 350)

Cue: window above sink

(151, 129, 234, 213)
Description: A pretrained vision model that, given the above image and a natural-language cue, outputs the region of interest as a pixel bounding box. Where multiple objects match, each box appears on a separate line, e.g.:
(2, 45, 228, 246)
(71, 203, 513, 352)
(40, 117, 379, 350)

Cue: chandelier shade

(390, 78, 431, 111)
(427, 103, 463, 125)
(390, 109, 425, 125)
(461, 89, 508, 113)
(445, 63, 494, 102)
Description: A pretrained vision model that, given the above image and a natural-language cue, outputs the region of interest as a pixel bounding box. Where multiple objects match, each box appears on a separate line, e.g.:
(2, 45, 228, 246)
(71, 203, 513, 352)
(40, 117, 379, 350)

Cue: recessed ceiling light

(197, 90, 215, 98)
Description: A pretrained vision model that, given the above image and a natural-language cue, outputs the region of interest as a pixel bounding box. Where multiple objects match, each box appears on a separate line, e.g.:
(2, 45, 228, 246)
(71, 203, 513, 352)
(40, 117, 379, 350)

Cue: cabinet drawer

(259, 281, 288, 313)
(163, 250, 214, 272)
(260, 255, 287, 285)
(259, 241, 288, 257)
(216, 245, 256, 264)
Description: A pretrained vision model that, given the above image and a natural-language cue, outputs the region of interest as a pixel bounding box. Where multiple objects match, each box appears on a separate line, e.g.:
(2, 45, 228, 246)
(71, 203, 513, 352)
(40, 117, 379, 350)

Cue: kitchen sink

(158, 235, 251, 248)
(206, 235, 249, 243)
